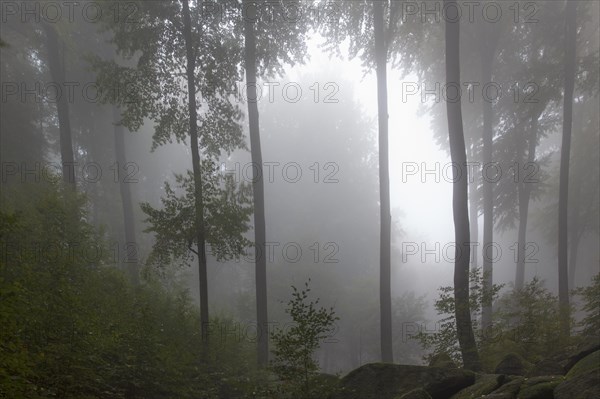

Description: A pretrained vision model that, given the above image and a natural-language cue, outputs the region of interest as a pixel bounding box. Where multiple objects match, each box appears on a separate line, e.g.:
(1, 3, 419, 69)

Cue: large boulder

(517, 375, 564, 399)
(450, 374, 505, 398)
(528, 337, 600, 377)
(553, 350, 600, 399)
(553, 369, 600, 399)
(428, 353, 457, 369)
(331, 363, 475, 399)
(486, 376, 525, 399)
(495, 353, 530, 376)
(398, 388, 432, 399)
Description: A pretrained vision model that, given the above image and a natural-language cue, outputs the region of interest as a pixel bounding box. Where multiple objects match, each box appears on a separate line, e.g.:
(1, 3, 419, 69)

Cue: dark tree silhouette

(444, 0, 482, 371)
(43, 23, 76, 189)
(558, 0, 577, 336)
(242, 0, 268, 366)
(181, 0, 209, 342)
(373, 0, 393, 363)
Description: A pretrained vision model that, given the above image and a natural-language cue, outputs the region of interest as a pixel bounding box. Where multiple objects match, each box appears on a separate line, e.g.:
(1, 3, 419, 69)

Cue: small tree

(415, 269, 503, 366)
(270, 280, 339, 398)
(573, 273, 600, 337)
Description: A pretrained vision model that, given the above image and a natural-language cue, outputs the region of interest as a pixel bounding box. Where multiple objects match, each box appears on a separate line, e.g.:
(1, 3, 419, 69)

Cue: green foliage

(573, 273, 600, 337)
(0, 181, 258, 398)
(270, 280, 339, 399)
(416, 273, 577, 371)
(490, 277, 565, 364)
(414, 268, 503, 366)
(141, 164, 253, 268)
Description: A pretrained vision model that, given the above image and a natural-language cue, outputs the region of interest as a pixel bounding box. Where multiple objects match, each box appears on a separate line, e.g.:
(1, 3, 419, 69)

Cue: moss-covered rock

(331, 363, 475, 399)
(495, 353, 530, 376)
(565, 350, 599, 379)
(450, 374, 505, 398)
(487, 376, 525, 398)
(398, 388, 432, 399)
(428, 353, 457, 369)
(528, 337, 600, 377)
(517, 376, 563, 399)
(554, 369, 600, 399)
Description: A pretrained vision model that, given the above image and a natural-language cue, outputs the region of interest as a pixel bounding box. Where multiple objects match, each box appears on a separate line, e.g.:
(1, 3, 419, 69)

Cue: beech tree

(444, 0, 482, 371)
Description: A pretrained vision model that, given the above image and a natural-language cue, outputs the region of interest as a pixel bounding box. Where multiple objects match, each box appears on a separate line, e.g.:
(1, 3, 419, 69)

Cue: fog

(1, 0, 599, 395)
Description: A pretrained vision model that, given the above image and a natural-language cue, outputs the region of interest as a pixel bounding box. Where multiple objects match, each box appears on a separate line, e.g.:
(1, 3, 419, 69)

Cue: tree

(558, 0, 577, 337)
(415, 268, 502, 366)
(181, 0, 210, 342)
(242, 0, 269, 366)
(373, 0, 393, 364)
(444, 0, 482, 371)
(43, 23, 76, 190)
(113, 107, 139, 285)
(270, 280, 338, 398)
(573, 273, 600, 337)
(94, 0, 249, 344)
(319, 0, 398, 363)
(238, 0, 311, 366)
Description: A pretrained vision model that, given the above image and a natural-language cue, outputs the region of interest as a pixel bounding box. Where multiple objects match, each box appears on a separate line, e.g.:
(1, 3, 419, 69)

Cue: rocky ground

(327, 338, 600, 399)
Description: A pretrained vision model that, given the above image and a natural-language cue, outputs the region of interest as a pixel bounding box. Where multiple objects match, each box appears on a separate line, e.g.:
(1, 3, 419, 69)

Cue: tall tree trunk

(568, 185, 581, 291)
(480, 43, 494, 333)
(558, 0, 577, 337)
(515, 114, 539, 290)
(44, 23, 76, 189)
(445, 0, 482, 371)
(113, 106, 139, 286)
(468, 142, 479, 272)
(243, 0, 268, 367)
(373, 0, 393, 363)
(182, 0, 209, 343)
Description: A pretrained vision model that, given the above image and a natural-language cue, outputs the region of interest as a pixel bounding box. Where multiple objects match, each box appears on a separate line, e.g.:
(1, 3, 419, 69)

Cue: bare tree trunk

(558, 0, 577, 337)
(445, 0, 482, 371)
(243, 0, 268, 367)
(568, 189, 581, 291)
(373, 0, 393, 363)
(515, 114, 539, 290)
(480, 41, 494, 333)
(468, 143, 479, 272)
(182, 0, 209, 344)
(44, 23, 76, 189)
(113, 106, 139, 286)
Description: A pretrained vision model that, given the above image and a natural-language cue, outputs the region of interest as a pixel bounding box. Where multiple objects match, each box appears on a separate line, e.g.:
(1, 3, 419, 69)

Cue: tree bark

(44, 23, 76, 189)
(568, 186, 581, 291)
(468, 142, 479, 272)
(182, 0, 209, 343)
(243, 0, 269, 367)
(558, 0, 577, 337)
(480, 33, 495, 332)
(515, 113, 539, 290)
(113, 106, 139, 286)
(373, 0, 393, 363)
(445, 0, 482, 371)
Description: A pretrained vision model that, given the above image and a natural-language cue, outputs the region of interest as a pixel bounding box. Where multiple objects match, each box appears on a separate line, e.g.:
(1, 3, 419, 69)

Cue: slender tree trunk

(373, 0, 393, 363)
(44, 23, 76, 189)
(243, 0, 268, 367)
(468, 142, 479, 272)
(568, 192, 580, 291)
(182, 0, 209, 343)
(480, 44, 494, 332)
(445, 0, 482, 371)
(113, 106, 139, 286)
(558, 0, 577, 337)
(515, 114, 539, 290)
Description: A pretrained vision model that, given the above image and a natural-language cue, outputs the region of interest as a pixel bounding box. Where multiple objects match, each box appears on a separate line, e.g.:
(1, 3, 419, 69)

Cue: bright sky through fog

(286, 34, 456, 250)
